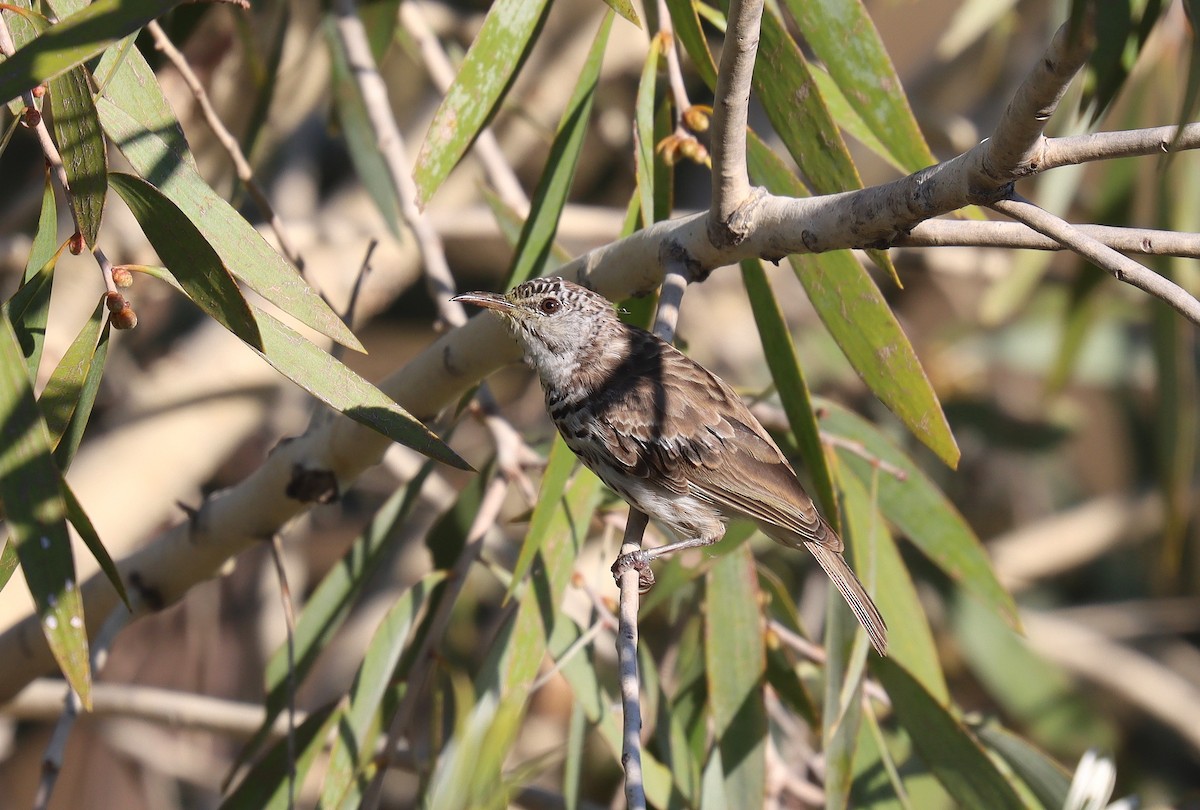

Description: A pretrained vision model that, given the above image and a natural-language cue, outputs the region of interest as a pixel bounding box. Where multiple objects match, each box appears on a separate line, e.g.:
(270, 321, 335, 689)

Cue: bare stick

(1040, 123, 1200, 170)
(615, 507, 649, 810)
(991, 195, 1200, 326)
(145, 21, 306, 272)
(708, 0, 762, 243)
(902, 219, 1200, 258)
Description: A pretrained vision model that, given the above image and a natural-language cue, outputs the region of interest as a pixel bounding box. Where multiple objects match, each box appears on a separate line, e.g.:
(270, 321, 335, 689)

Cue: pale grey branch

(708, 0, 762, 244)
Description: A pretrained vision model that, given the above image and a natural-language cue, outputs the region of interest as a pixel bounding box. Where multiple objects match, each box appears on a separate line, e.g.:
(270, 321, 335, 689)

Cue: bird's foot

(611, 550, 655, 593)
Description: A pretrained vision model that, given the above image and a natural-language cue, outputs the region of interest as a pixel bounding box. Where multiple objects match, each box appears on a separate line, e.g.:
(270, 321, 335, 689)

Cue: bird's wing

(589, 328, 840, 551)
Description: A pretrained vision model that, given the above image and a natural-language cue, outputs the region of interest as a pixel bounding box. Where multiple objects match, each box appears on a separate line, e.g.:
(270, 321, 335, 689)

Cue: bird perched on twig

(454, 276, 887, 655)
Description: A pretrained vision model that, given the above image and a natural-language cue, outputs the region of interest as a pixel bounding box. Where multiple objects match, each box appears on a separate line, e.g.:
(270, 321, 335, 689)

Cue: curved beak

(452, 291, 517, 315)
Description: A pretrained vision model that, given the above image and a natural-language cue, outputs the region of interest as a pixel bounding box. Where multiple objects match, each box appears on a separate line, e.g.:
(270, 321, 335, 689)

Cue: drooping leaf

(0, 317, 89, 706)
(634, 31, 662, 231)
(52, 317, 109, 472)
(413, 0, 552, 206)
(47, 65, 106, 247)
(740, 259, 838, 521)
(109, 172, 262, 350)
(0, 0, 182, 104)
(94, 93, 362, 350)
(325, 16, 402, 237)
(705, 545, 767, 807)
(10, 171, 58, 379)
(746, 134, 959, 467)
(505, 10, 613, 287)
(219, 704, 339, 810)
(601, 0, 640, 27)
(972, 720, 1073, 810)
(873, 658, 1025, 810)
(138, 266, 466, 468)
(61, 478, 128, 608)
(662, 0, 718, 88)
(38, 299, 106, 449)
(506, 436, 578, 596)
(318, 572, 445, 806)
(781, 0, 935, 174)
(818, 399, 1016, 628)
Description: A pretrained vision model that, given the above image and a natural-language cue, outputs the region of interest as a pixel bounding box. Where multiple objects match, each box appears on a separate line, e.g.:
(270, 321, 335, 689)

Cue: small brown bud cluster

(22, 106, 41, 128)
(68, 232, 84, 255)
(104, 292, 138, 330)
(655, 132, 710, 168)
(110, 265, 134, 288)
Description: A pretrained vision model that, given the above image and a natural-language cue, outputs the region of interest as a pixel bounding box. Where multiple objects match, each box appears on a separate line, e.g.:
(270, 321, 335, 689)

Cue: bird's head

(454, 277, 621, 389)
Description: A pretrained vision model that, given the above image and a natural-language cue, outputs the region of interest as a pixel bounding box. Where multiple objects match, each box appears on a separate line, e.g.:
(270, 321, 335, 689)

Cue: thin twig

(901, 218, 1200, 258)
(991, 195, 1200, 326)
(146, 20, 306, 272)
(615, 508, 649, 810)
(707, 0, 762, 243)
(1040, 123, 1200, 170)
(818, 432, 908, 482)
(768, 620, 890, 707)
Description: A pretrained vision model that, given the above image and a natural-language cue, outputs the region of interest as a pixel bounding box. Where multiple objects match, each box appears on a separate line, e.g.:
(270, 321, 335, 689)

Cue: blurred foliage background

(1, 0, 1199, 807)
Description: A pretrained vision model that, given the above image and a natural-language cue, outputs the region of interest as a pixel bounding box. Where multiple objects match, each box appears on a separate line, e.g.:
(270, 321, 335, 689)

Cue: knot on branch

(707, 186, 768, 250)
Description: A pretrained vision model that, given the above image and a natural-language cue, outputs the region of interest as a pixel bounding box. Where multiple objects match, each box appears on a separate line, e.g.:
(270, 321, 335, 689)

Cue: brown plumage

(454, 277, 887, 655)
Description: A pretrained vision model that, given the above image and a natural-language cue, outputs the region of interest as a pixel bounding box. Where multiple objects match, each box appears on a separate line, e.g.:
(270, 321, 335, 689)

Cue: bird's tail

(804, 541, 889, 656)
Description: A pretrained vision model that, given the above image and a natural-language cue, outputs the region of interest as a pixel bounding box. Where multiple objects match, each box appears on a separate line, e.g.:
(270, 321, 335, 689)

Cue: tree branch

(708, 0, 761, 244)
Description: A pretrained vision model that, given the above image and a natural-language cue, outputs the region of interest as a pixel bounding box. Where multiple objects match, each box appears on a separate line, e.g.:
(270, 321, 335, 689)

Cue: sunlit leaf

(47, 66, 106, 247)
(705, 545, 767, 806)
(746, 134, 959, 467)
(0, 317, 89, 705)
(220, 704, 339, 810)
(873, 657, 1025, 810)
(505, 10, 612, 287)
(10, 171, 58, 379)
(818, 399, 1016, 627)
(413, 0, 552, 206)
(38, 299, 106, 449)
(662, 0, 718, 88)
(0, 0, 181, 103)
(109, 172, 262, 350)
(61, 478, 128, 608)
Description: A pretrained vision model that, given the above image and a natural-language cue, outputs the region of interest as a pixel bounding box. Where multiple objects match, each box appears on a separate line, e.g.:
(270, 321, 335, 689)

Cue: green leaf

(705, 545, 767, 807)
(109, 172, 262, 350)
(139, 264, 466, 467)
(838, 468, 947, 702)
(53, 318, 109, 472)
(0, 316, 90, 706)
(61, 478, 128, 608)
(817, 399, 1017, 628)
(38, 299, 105, 449)
(601, 0, 640, 27)
(972, 720, 1073, 810)
(236, 466, 434, 772)
(94, 94, 363, 351)
(12, 171, 58, 380)
(0, 0, 182, 104)
(662, 0, 718, 89)
(324, 17, 402, 237)
(872, 657, 1025, 810)
(0, 537, 17, 593)
(47, 66, 106, 248)
(634, 31, 662, 230)
(507, 436, 577, 596)
(808, 64, 909, 176)
(740, 260, 838, 521)
(745, 134, 958, 467)
(413, 0, 552, 206)
(220, 703, 339, 810)
(781, 0, 935, 174)
(505, 10, 612, 287)
(318, 571, 445, 806)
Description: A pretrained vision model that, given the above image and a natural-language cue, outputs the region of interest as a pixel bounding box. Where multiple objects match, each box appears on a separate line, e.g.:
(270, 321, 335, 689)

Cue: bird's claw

(611, 550, 655, 593)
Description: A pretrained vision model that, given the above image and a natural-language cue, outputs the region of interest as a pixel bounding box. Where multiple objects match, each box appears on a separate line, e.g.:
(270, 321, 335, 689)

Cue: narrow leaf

(741, 260, 838, 521)
(61, 478, 128, 608)
(12, 171, 58, 379)
(413, 0, 552, 206)
(38, 299, 105, 448)
(0, 316, 90, 705)
(47, 66, 106, 247)
(663, 0, 718, 88)
(601, 0, 640, 27)
(705, 545, 767, 807)
(0, 0, 181, 104)
(506, 436, 576, 596)
(872, 657, 1025, 810)
(109, 172, 262, 350)
(95, 94, 363, 351)
(325, 17, 402, 236)
(220, 704, 339, 810)
(973, 720, 1073, 810)
(782, 0, 935, 173)
(53, 318, 109, 471)
(318, 571, 444, 806)
(818, 399, 1016, 626)
(634, 32, 661, 230)
(746, 134, 959, 467)
(505, 11, 612, 287)
(142, 265, 466, 467)
(0, 537, 17, 592)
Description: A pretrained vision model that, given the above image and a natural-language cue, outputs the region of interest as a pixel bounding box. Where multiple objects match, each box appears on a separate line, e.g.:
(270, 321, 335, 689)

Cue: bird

(453, 276, 888, 655)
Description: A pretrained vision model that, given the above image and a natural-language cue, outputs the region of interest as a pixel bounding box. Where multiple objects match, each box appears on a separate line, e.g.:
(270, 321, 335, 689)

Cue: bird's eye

(539, 297, 561, 315)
